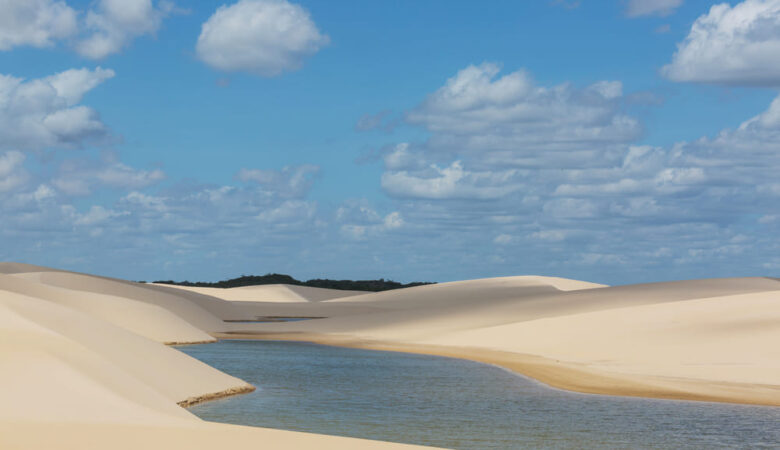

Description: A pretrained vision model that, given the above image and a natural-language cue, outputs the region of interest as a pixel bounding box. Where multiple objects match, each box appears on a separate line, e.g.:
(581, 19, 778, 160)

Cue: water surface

(180, 340, 779, 449)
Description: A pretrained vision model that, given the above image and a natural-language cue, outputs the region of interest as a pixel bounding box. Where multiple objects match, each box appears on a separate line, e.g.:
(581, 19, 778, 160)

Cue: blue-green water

(180, 340, 779, 449)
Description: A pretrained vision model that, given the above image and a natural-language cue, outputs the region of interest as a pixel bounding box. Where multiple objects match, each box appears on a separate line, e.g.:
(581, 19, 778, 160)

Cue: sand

(220, 276, 780, 406)
(1, 262, 779, 449)
(154, 283, 366, 303)
(0, 264, 430, 449)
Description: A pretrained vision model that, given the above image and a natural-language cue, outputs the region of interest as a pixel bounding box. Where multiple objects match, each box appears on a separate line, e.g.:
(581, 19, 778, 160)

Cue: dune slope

(0, 274, 213, 344)
(223, 276, 780, 405)
(155, 283, 365, 303)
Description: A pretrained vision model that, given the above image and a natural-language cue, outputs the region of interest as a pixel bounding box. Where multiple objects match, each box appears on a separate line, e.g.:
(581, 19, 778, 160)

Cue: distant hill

(151, 273, 435, 292)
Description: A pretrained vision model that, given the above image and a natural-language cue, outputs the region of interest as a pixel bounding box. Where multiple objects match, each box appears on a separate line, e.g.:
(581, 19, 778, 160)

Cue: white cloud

(122, 191, 168, 212)
(626, 0, 683, 17)
(383, 211, 404, 229)
(359, 62, 780, 281)
(196, 0, 329, 76)
(0, 151, 28, 193)
(406, 63, 638, 165)
(66, 204, 129, 225)
(0, 0, 77, 50)
(0, 0, 170, 58)
(76, 0, 171, 59)
(96, 163, 165, 189)
(236, 164, 319, 198)
(53, 157, 164, 196)
(336, 201, 404, 240)
(662, 0, 780, 85)
(0, 67, 114, 151)
(493, 233, 513, 245)
(542, 198, 599, 219)
(529, 230, 568, 242)
(256, 199, 315, 223)
(382, 161, 523, 200)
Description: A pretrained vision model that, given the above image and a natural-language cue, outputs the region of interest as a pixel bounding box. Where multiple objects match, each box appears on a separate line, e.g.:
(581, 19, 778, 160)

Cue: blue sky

(2, 0, 780, 285)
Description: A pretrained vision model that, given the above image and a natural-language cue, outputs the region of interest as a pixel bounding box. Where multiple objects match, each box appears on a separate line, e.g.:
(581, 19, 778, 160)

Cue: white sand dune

(2, 261, 779, 449)
(156, 283, 365, 303)
(227, 276, 780, 405)
(0, 290, 251, 410)
(14, 271, 230, 332)
(423, 290, 780, 385)
(0, 264, 429, 449)
(0, 274, 213, 344)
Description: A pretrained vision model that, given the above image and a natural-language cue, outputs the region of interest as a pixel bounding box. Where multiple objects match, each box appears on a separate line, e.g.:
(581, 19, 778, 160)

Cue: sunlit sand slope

(0, 274, 213, 344)
(228, 276, 780, 405)
(14, 271, 229, 332)
(0, 263, 426, 449)
(156, 283, 365, 303)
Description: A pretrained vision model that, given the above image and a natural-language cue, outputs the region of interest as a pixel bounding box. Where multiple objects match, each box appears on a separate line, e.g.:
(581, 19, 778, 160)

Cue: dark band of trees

(152, 273, 434, 292)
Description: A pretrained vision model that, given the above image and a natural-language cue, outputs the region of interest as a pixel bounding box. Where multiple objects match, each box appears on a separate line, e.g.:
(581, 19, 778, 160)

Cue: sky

(2, 0, 780, 285)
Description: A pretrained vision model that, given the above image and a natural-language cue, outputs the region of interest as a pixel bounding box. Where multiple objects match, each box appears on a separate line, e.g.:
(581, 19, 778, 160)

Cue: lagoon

(180, 340, 779, 449)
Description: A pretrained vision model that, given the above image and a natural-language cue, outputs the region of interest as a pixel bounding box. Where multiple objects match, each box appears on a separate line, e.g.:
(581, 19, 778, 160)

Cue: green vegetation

(152, 273, 434, 292)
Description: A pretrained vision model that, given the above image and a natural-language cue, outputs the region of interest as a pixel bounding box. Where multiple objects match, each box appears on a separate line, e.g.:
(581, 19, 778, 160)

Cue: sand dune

(2, 261, 779, 449)
(0, 274, 213, 344)
(0, 264, 428, 449)
(0, 290, 252, 410)
(423, 290, 780, 385)
(0, 421, 427, 450)
(156, 283, 365, 303)
(225, 276, 780, 405)
(14, 271, 230, 332)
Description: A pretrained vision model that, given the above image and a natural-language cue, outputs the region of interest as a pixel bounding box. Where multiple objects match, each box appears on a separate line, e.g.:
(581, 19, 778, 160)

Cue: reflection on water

(180, 340, 780, 449)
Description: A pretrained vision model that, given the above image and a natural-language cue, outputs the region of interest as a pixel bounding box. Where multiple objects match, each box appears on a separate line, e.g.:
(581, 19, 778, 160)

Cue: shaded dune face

(0, 274, 214, 344)
(13, 271, 230, 332)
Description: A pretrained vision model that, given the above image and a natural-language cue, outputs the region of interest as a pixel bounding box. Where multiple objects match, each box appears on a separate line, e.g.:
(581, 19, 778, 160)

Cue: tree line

(152, 273, 434, 292)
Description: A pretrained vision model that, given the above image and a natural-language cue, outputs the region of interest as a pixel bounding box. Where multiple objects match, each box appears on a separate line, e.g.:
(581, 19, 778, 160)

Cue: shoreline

(211, 331, 780, 408)
(177, 385, 257, 407)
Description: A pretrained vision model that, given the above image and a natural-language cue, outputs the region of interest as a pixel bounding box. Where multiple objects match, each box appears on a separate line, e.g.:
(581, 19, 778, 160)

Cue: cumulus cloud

(336, 201, 404, 240)
(0, 0, 78, 50)
(236, 164, 320, 198)
(0, 0, 171, 58)
(662, 0, 780, 86)
(382, 161, 523, 200)
(196, 0, 329, 76)
(406, 63, 639, 167)
(625, 0, 683, 17)
(76, 0, 171, 59)
(358, 62, 780, 280)
(64, 204, 129, 226)
(256, 199, 315, 223)
(0, 67, 114, 151)
(0, 151, 29, 193)
(52, 156, 165, 196)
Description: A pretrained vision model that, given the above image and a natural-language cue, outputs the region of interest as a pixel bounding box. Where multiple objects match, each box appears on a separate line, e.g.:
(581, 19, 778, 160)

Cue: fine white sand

(155, 283, 365, 303)
(224, 276, 780, 405)
(2, 261, 779, 449)
(0, 264, 429, 449)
